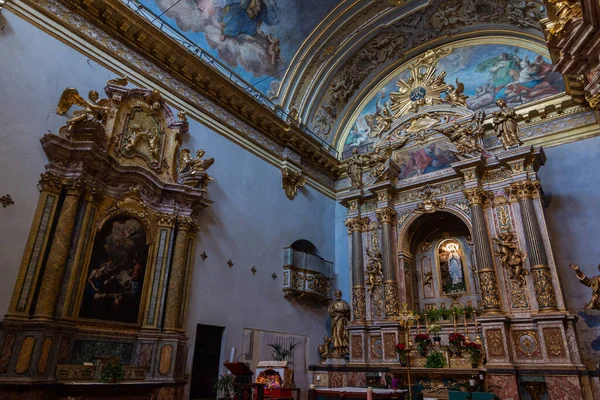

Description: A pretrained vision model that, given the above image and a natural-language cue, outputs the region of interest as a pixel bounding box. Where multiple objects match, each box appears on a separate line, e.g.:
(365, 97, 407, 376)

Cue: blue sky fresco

(138, 0, 341, 95)
(344, 43, 565, 152)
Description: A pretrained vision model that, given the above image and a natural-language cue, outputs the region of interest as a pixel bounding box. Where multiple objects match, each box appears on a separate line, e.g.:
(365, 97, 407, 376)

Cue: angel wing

(107, 76, 128, 86)
(56, 88, 86, 115)
(200, 157, 215, 170)
(455, 79, 465, 95)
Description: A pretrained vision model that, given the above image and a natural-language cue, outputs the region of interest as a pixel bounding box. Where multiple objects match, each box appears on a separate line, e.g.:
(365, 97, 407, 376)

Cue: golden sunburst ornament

(389, 65, 449, 119)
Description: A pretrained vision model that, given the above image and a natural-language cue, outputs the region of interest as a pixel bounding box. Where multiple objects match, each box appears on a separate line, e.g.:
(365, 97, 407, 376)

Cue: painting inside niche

(79, 216, 148, 324)
(438, 239, 467, 294)
(393, 139, 458, 181)
(137, 0, 340, 95)
(343, 43, 565, 156)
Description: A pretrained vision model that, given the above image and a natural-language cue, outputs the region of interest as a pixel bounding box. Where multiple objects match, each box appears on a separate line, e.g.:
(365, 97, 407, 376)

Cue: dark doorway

(190, 324, 224, 400)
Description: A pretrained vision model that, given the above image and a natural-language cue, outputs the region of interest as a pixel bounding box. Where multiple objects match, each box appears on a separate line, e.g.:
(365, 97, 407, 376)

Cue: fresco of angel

(56, 88, 111, 131)
(219, 0, 280, 40)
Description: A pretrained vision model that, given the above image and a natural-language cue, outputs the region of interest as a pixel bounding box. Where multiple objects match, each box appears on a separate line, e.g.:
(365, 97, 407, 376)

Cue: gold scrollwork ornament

(531, 266, 557, 309)
(352, 286, 366, 320)
(416, 185, 446, 213)
(281, 168, 306, 200)
(478, 270, 501, 310)
(384, 281, 400, 316)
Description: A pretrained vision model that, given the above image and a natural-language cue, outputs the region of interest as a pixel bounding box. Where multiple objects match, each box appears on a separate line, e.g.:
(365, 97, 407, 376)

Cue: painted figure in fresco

(80, 217, 148, 323)
(328, 290, 350, 357)
(446, 242, 463, 286)
(397, 143, 456, 180)
(219, 0, 280, 40)
(493, 99, 523, 150)
(570, 263, 600, 310)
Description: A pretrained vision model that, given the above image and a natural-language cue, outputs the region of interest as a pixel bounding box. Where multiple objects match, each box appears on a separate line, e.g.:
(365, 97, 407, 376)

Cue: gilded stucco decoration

(493, 229, 529, 286)
(544, 0, 583, 44)
(531, 266, 558, 309)
(569, 263, 600, 310)
(513, 330, 540, 358)
(478, 270, 501, 310)
(416, 185, 447, 213)
(434, 111, 486, 160)
(543, 327, 566, 358)
(384, 282, 400, 316)
(351, 335, 363, 359)
(56, 87, 112, 132)
(365, 247, 384, 295)
(281, 168, 306, 200)
(486, 329, 506, 358)
(352, 286, 367, 320)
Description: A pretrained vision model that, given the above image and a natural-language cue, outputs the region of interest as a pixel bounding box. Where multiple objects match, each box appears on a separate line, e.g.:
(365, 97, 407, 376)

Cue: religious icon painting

(79, 216, 149, 324)
(438, 239, 467, 294)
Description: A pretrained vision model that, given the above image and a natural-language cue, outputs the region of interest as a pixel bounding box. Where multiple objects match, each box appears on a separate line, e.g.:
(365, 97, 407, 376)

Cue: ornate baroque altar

(0, 79, 214, 399)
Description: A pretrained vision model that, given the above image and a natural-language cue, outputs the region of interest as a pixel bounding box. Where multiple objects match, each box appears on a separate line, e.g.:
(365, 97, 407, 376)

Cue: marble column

(463, 188, 502, 313)
(163, 216, 196, 333)
(345, 216, 367, 321)
(376, 207, 399, 317)
(34, 177, 84, 320)
(507, 180, 558, 311)
(7, 172, 64, 317)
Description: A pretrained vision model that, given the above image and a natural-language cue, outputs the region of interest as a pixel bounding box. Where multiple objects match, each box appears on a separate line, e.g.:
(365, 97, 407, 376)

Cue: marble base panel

(488, 374, 520, 400)
(546, 376, 584, 400)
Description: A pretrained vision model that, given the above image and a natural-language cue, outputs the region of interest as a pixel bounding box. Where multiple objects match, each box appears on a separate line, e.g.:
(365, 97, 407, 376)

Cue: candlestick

(453, 312, 458, 333)
(463, 311, 470, 343)
(416, 315, 421, 334)
(425, 315, 429, 333)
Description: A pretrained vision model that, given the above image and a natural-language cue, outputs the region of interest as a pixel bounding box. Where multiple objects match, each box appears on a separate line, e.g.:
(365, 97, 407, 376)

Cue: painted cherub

(56, 88, 111, 131)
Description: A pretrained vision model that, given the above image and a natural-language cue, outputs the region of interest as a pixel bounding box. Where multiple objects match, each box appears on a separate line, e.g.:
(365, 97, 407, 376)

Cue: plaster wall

(0, 10, 335, 388)
(538, 135, 600, 367)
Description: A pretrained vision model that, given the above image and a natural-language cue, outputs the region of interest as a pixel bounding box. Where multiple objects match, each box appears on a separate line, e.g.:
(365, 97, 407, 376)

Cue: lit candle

(367, 387, 373, 400)
(310, 384, 315, 389)
(230, 347, 236, 362)
(316, 375, 321, 381)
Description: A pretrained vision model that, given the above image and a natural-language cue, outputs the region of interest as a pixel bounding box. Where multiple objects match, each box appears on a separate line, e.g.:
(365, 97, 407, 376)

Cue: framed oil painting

(79, 216, 149, 324)
(438, 239, 467, 295)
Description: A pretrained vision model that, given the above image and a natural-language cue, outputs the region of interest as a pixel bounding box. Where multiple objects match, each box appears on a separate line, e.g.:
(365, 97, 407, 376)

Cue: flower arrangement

(100, 362, 125, 383)
(429, 323, 442, 337)
(465, 342, 484, 367)
(414, 333, 432, 355)
(395, 343, 409, 364)
(448, 333, 466, 356)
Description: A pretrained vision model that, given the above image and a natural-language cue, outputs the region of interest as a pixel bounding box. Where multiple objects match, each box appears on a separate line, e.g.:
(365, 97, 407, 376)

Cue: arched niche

(290, 239, 321, 257)
(400, 210, 480, 311)
(77, 214, 150, 324)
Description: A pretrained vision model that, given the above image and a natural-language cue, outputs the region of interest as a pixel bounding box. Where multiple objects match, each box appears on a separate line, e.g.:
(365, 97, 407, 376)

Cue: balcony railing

(282, 248, 333, 303)
(120, 0, 338, 158)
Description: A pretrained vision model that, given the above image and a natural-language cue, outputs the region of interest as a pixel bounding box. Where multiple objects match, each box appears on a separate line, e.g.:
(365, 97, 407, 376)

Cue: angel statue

(179, 149, 215, 189)
(492, 99, 523, 150)
(444, 79, 469, 107)
(56, 88, 111, 131)
(318, 336, 331, 363)
(493, 230, 529, 286)
(435, 111, 486, 159)
(570, 263, 600, 310)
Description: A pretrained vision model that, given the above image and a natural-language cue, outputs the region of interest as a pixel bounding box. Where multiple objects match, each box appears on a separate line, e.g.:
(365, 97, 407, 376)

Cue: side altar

(0, 79, 215, 399)
(312, 50, 591, 400)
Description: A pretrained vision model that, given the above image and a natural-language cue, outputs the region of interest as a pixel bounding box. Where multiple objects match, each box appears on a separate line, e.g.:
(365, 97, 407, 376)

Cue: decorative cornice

(9, 0, 340, 198)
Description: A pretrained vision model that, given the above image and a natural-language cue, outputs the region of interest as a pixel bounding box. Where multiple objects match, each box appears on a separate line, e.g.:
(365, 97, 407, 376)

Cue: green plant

(439, 307, 452, 320)
(426, 307, 440, 322)
(429, 323, 442, 336)
(464, 305, 476, 319)
(425, 350, 446, 368)
(268, 340, 299, 365)
(451, 306, 463, 317)
(100, 362, 125, 383)
(214, 374, 235, 399)
(465, 342, 484, 366)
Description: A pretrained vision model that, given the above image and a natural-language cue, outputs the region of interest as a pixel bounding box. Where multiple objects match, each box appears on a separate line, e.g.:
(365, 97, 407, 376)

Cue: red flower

(395, 343, 407, 352)
(414, 334, 431, 343)
(449, 333, 465, 344)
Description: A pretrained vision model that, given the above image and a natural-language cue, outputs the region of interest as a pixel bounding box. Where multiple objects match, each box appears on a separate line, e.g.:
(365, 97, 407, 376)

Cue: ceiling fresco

(341, 42, 565, 157)
(137, 0, 342, 96)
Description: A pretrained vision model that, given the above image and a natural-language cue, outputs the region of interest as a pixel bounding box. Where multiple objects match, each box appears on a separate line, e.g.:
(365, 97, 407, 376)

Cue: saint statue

(492, 99, 523, 150)
(328, 290, 350, 357)
(446, 243, 463, 286)
(347, 148, 368, 189)
(570, 263, 600, 310)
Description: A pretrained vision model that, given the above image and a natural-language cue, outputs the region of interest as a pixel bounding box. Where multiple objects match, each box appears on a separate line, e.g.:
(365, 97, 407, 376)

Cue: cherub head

(496, 99, 507, 108)
(195, 149, 206, 158)
(88, 90, 99, 102)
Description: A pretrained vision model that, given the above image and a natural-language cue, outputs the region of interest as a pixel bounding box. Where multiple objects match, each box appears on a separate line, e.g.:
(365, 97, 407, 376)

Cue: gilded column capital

(63, 177, 86, 196)
(376, 207, 397, 224)
(463, 188, 493, 206)
(177, 215, 199, 232)
(38, 172, 64, 194)
(345, 216, 369, 233)
(157, 212, 177, 228)
(505, 180, 540, 200)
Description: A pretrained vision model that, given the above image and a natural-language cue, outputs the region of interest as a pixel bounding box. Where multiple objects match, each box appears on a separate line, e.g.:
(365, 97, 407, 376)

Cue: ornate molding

(344, 216, 370, 233)
(352, 286, 366, 320)
(375, 207, 397, 224)
(281, 168, 306, 200)
(416, 185, 447, 213)
(505, 180, 541, 200)
(463, 188, 494, 207)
